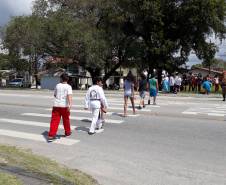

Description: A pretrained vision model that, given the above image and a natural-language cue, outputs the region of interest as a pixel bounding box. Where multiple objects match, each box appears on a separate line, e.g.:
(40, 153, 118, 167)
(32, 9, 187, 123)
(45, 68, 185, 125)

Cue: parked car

(8, 78, 24, 87)
(8, 78, 31, 88)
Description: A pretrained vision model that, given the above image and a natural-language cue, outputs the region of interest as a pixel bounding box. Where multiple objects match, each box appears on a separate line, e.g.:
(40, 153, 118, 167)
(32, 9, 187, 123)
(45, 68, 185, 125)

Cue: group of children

(47, 71, 159, 140)
(123, 71, 158, 117)
(48, 74, 108, 141)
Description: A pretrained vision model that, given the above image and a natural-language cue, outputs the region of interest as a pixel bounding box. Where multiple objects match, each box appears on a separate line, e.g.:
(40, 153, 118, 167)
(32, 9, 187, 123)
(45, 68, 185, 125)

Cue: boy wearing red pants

(48, 73, 73, 141)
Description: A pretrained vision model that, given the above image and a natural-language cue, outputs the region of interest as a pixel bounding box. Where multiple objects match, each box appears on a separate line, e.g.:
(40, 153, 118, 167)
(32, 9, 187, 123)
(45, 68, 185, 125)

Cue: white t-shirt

(85, 85, 108, 109)
(175, 77, 182, 86)
(53, 83, 72, 107)
(214, 77, 219, 84)
(169, 76, 175, 86)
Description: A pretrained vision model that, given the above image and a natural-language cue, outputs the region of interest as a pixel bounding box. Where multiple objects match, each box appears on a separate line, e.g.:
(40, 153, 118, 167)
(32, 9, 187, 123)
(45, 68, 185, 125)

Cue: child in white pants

(84, 77, 108, 135)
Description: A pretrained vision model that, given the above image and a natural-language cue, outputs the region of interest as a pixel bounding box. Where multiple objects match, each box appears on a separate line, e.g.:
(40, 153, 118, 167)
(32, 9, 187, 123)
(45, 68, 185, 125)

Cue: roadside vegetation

(0, 173, 23, 185)
(0, 144, 99, 185)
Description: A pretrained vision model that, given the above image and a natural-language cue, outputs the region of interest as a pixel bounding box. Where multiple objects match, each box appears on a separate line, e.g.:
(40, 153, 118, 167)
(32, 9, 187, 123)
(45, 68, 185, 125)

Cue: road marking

(210, 110, 226, 113)
(76, 127, 104, 134)
(0, 129, 80, 145)
(46, 109, 141, 117)
(182, 111, 198, 115)
(200, 108, 213, 110)
(22, 113, 123, 124)
(95, 129, 104, 133)
(111, 113, 140, 117)
(0, 118, 77, 130)
(0, 93, 31, 97)
(45, 108, 115, 115)
(207, 113, 225, 117)
(72, 105, 154, 111)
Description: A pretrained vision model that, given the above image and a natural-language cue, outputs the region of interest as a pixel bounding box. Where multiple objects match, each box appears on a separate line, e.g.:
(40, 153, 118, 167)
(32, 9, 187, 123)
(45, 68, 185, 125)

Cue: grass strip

(0, 172, 23, 185)
(0, 145, 99, 185)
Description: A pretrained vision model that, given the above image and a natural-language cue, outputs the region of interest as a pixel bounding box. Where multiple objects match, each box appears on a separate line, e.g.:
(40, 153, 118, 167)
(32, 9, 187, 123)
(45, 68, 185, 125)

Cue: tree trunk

(157, 68, 163, 91)
(34, 55, 39, 89)
(102, 48, 126, 84)
(88, 68, 102, 83)
(103, 58, 124, 83)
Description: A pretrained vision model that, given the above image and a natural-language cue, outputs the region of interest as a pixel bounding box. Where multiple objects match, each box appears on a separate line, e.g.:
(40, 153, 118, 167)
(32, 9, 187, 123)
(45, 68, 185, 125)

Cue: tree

(32, 0, 143, 81)
(98, 0, 226, 74)
(3, 0, 226, 84)
(0, 54, 10, 70)
(3, 15, 47, 87)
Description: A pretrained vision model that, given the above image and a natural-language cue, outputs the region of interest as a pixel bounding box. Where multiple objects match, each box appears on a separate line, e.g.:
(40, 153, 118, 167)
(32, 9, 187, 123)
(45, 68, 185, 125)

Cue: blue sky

(0, 0, 225, 67)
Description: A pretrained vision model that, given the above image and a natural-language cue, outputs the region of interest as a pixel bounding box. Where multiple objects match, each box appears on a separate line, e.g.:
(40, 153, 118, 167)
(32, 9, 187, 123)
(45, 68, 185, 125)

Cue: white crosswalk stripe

(45, 108, 140, 117)
(0, 94, 155, 144)
(0, 129, 80, 145)
(182, 105, 226, 117)
(21, 113, 124, 124)
(0, 118, 77, 130)
(72, 104, 155, 111)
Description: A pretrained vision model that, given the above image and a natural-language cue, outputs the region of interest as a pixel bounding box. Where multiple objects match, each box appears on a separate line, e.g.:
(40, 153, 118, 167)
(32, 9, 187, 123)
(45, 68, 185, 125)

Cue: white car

(8, 78, 24, 87)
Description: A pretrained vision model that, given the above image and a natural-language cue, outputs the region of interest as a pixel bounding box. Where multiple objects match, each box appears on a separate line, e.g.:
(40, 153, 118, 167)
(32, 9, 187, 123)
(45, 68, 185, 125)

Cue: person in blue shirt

(202, 77, 212, 95)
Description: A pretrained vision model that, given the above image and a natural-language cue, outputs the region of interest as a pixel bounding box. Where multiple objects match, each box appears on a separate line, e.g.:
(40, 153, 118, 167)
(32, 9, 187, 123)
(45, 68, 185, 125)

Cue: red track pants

(48, 107, 71, 137)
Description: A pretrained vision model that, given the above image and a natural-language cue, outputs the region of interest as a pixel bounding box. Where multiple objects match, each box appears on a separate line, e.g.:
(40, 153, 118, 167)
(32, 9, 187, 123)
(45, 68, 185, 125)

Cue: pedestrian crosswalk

(21, 112, 124, 124)
(0, 129, 80, 145)
(0, 98, 153, 146)
(182, 105, 226, 117)
(1, 91, 225, 146)
(0, 118, 77, 129)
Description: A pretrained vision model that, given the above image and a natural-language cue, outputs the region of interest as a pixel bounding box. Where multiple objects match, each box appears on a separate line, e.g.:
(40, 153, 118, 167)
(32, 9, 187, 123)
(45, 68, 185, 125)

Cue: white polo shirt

(53, 83, 72, 107)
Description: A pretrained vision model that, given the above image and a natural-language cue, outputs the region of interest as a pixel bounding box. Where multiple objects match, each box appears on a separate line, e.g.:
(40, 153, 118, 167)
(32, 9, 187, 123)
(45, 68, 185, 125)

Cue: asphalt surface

(0, 89, 226, 185)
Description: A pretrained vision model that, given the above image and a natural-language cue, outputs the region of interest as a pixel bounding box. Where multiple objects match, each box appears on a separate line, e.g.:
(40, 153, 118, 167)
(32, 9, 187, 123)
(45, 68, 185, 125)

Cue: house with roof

(190, 66, 223, 77)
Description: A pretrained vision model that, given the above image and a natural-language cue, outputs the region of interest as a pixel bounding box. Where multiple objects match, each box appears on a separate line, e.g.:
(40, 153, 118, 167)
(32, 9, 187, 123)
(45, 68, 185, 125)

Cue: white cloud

(0, 0, 33, 25)
(4, 0, 33, 14)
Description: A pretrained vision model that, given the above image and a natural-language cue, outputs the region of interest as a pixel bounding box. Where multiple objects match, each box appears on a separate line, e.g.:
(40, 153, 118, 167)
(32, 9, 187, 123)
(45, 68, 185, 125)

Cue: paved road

(0, 89, 226, 185)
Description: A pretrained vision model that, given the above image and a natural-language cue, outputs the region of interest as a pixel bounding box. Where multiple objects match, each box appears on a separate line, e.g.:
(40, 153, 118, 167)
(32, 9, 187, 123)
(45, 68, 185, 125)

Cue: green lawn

(0, 173, 23, 185)
(0, 145, 99, 185)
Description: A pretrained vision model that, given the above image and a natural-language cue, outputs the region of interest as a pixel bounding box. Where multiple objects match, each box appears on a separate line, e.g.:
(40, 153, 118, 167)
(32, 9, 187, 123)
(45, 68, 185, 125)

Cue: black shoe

(47, 136, 56, 142)
(138, 106, 142, 109)
(96, 126, 103, 130)
(223, 99, 225, 101)
(143, 105, 146, 108)
(88, 132, 95, 135)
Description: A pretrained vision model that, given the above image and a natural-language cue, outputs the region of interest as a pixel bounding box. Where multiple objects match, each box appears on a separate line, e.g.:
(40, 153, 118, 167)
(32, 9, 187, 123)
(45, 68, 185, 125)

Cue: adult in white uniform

(85, 77, 108, 135)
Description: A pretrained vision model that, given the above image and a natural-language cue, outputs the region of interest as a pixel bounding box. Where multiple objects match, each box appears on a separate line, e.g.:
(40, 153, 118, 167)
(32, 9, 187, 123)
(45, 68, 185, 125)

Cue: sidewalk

(0, 88, 223, 98)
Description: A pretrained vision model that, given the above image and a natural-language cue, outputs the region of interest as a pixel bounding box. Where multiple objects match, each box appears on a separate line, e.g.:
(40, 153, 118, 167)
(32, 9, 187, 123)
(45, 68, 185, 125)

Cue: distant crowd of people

(161, 73, 220, 95)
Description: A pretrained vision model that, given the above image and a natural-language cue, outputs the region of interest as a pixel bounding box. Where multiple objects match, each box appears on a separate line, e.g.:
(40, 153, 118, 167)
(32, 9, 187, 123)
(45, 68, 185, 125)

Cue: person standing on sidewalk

(202, 76, 212, 95)
(148, 74, 158, 105)
(174, 73, 182, 94)
(138, 73, 147, 109)
(221, 73, 226, 101)
(48, 73, 73, 141)
(214, 75, 220, 92)
(123, 71, 136, 117)
(85, 77, 108, 135)
(169, 74, 175, 93)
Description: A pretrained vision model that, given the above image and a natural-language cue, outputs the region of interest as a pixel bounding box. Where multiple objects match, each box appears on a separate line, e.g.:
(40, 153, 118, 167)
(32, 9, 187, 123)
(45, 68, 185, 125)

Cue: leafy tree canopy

(2, 0, 226, 81)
